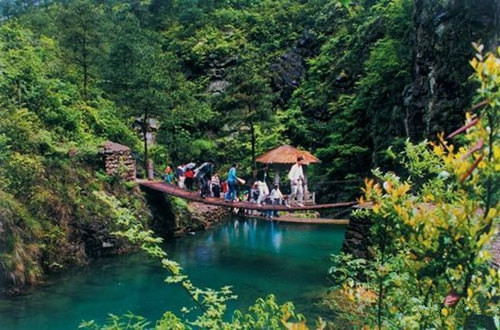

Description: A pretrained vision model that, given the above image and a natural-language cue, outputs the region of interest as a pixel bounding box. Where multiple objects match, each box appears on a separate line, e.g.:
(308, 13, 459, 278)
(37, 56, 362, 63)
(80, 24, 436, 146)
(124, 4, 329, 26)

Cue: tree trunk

(250, 121, 256, 173)
(83, 62, 88, 100)
(143, 108, 149, 174)
(82, 33, 88, 100)
(17, 80, 21, 109)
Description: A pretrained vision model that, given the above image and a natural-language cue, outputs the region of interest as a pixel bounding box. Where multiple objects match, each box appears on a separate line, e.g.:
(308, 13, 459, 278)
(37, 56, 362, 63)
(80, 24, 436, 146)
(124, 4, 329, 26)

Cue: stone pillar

(274, 167, 280, 186)
(101, 141, 136, 181)
(303, 164, 309, 200)
(341, 213, 372, 260)
(147, 159, 154, 181)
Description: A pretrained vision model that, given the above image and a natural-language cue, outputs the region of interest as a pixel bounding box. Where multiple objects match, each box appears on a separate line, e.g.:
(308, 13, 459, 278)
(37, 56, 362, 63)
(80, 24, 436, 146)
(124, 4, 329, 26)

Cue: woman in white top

(255, 180, 269, 205)
(211, 174, 221, 198)
(270, 184, 284, 217)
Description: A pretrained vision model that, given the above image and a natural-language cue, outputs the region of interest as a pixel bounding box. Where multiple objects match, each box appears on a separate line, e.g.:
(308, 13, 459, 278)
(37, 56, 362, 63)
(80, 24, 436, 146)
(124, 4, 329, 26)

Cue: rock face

(70, 220, 123, 260)
(168, 200, 231, 236)
(270, 49, 305, 104)
(180, 202, 231, 235)
(206, 56, 235, 95)
(133, 117, 159, 147)
(341, 214, 372, 260)
(100, 141, 136, 181)
(142, 187, 230, 238)
(271, 31, 316, 105)
(407, 0, 499, 140)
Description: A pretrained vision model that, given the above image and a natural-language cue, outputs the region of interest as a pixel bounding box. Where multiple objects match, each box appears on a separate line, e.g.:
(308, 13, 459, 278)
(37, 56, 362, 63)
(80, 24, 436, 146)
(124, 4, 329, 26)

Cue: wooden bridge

(139, 180, 356, 212)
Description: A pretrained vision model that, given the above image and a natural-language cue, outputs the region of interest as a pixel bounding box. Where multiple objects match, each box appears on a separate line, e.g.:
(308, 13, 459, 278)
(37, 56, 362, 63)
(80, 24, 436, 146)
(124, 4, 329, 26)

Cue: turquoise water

(0, 217, 345, 329)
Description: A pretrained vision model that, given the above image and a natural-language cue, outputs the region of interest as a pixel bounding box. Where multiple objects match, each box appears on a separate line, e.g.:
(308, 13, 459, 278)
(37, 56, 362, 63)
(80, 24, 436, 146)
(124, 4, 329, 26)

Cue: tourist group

(163, 156, 308, 209)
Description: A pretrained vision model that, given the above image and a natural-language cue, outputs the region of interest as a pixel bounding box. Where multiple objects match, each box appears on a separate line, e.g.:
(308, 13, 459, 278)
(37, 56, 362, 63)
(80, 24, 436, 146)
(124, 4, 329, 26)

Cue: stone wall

(142, 186, 231, 239)
(343, 215, 499, 266)
(179, 202, 231, 235)
(101, 141, 135, 181)
(341, 214, 372, 259)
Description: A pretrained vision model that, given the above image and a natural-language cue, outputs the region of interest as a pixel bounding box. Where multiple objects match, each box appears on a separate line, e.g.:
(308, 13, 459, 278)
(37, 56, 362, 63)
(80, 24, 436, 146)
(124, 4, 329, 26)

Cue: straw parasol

(256, 145, 320, 165)
(256, 145, 320, 186)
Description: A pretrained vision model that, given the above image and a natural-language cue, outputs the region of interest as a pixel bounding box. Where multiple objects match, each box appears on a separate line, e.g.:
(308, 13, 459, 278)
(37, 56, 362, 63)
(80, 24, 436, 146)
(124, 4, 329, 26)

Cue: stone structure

(341, 214, 372, 259)
(100, 141, 136, 181)
(176, 202, 231, 236)
(141, 186, 231, 239)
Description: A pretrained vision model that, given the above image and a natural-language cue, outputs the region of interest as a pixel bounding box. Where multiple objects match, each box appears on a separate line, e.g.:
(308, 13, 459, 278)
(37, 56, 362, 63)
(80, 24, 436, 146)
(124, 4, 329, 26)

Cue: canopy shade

(256, 145, 320, 165)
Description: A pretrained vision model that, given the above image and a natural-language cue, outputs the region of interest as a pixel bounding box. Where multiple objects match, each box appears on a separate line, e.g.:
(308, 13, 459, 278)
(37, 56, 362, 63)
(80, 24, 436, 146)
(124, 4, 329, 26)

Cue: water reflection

(213, 218, 284, 252)
(270, 222, 283, 251)
(0, 217, 346, 330)
(171, 218, 316, 268)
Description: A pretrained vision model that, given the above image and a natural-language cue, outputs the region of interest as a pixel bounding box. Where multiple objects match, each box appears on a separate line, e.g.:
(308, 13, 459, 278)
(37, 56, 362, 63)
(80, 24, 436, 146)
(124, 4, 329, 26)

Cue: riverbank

(1, 184, 229, 297)
(174, 201, 231, 236)
(0, 177, 150, 297)
(0, 217, 347, 330)
(142, 185, 231, 237)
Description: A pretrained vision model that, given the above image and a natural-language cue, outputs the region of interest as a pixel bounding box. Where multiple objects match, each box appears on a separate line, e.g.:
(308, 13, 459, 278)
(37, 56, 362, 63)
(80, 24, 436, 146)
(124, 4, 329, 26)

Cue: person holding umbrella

(184, 162, 196, 191)
(175, 164, 186, 188)
(194, 161, 214, 199)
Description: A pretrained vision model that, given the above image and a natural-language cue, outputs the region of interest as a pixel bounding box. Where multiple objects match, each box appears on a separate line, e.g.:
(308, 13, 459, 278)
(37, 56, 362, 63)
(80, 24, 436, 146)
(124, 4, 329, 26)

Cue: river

(0, 217, 346, 329)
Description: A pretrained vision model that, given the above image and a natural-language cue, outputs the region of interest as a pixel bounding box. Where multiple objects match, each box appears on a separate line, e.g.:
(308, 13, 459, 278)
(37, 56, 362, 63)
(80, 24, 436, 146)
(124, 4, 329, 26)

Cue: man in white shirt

(288, 156, 305, 207)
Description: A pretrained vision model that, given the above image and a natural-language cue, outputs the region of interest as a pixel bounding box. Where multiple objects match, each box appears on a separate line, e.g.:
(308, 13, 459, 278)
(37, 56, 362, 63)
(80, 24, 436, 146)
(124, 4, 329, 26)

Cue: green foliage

(0, 0, 495, 190)
(80, 312, 151, 330)
(0, 190, 42, 289)
(0, 18, 144, 291)
(328, 253, 366, 287)
(286, 0, 414, 202)
(189, 25, 247, 68)
(0, 1, 497, 328)
(56, 0, 106, 98)
(325, 49, 500, 328)
(217, 53, 275, 170)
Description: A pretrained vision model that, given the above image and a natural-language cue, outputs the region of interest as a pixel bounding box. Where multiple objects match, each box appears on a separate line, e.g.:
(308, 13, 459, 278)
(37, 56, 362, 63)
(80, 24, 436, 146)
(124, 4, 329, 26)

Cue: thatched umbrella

(256, 145, 320, 186)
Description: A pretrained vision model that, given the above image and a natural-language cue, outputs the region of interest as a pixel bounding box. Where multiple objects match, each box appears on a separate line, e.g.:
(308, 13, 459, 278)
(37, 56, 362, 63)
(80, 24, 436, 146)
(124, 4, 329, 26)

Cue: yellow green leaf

(467, 288, 473, 298)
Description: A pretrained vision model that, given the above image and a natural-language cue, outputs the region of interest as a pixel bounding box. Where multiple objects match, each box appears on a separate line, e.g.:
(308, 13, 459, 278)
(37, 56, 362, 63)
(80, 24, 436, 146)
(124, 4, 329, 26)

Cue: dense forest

(0, 0, 498, 325)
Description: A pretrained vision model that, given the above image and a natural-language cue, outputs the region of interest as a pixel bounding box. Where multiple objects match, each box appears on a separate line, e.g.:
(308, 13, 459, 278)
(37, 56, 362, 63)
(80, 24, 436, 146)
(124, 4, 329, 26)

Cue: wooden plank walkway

(242, 213, 350, 225)
(138, 180, 357, 212)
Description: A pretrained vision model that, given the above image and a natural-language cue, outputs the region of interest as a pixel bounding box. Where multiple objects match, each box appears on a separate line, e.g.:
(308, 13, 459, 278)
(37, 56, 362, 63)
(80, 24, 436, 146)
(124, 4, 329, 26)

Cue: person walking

(211, 173, 221, 198)
(164, 165, 173, 184)
(194, 162, 213, 198)
(221, 180, 228, 200)
(269, 184, 284, 217)
(175, 164, 186, 188)
(288, 156, 305, 207)
(255, 179, 269, 205)
(185, 168, 195, 191)
(225, 163, 240, 202)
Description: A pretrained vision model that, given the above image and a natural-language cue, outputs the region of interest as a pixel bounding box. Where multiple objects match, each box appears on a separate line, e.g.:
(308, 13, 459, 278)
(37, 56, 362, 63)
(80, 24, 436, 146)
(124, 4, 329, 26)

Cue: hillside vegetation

(0, 0, 497, 302)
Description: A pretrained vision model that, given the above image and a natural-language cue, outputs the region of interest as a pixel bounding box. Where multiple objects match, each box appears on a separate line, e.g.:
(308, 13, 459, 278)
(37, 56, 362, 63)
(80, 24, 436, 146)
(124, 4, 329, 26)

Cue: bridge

(138, 180, 356, 215)
(102, 142, 357, 223)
